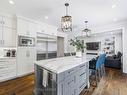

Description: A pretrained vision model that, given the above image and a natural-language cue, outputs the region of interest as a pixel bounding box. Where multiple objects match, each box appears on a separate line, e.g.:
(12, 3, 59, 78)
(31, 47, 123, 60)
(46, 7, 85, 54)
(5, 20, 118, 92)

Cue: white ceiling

(0, 0, 127, 30)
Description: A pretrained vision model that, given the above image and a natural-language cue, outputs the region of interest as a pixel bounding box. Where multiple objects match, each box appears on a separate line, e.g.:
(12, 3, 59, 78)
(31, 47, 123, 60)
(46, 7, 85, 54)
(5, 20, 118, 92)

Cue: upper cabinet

(0, 14, 16, 47)
(37, 23, 57, 36)
(0, 15, 16, 29)
(17, 16, 57, 37)
(17, 17, 37, 37)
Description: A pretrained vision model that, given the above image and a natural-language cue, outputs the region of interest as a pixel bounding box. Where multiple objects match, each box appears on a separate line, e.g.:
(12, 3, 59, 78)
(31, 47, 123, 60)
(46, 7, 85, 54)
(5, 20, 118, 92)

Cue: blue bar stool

(100, 54, 106, 77)
(89, 54, 105, 86)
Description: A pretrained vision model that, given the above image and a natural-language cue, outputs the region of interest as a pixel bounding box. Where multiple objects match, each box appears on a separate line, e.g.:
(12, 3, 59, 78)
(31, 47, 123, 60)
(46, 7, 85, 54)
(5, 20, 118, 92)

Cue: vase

(76, 51, 82, 57)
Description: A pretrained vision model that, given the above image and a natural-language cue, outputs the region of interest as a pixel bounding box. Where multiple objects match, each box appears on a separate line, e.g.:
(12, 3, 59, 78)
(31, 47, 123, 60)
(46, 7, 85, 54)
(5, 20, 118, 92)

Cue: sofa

(105, 52, 122, 69)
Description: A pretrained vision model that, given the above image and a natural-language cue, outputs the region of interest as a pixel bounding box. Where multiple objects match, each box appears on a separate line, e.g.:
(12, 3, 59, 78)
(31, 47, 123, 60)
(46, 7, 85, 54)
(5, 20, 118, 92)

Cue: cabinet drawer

(78, 72, 86, 86)
(65, 75, 76, 87)
(65, 67, 77, 77)
(79, 63, 86, 70)
(0, 66, 16, 74)
(0, 69, 16, 82)
(78, 82, 86, 94)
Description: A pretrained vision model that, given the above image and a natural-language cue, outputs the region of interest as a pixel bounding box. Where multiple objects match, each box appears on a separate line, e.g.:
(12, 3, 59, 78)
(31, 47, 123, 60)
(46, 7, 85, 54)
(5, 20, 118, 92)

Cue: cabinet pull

(79, 82, 86, 88)
(68, 79, 74, 85)
(68, 69, 74, 74)
(26, 50, 30, 57)
(2, 40, 4, 45)
(80, 64, 85, 68)
(80, 72, 86, 76)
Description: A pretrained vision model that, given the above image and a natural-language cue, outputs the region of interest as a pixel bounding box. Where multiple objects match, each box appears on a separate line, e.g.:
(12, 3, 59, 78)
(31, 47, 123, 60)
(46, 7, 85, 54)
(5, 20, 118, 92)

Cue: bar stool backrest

(96, 54, 105, 69)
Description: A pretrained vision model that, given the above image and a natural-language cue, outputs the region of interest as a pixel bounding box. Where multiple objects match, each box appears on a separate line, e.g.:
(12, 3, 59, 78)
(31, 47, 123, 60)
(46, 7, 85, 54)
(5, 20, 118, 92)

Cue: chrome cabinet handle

(80, 64, 85, 68)
(80, 72, 86, 76)
(79, 82, 86, 88)
(68, 69, 74, 74)
(26, 50, 30, 57)
(68, 79, 74, 85)
(2, 40, 4, 45)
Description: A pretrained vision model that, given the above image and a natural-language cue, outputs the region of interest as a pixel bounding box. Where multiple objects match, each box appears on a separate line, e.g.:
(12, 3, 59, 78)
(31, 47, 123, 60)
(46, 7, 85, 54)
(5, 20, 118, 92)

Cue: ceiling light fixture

(44, 16, 48, 20)
(82, 21, 91, 37)
(113, 18, 117, 22)
(112, 5, 116, 8)
(9, 0, 15, 5)
(61, 3, 72, 32)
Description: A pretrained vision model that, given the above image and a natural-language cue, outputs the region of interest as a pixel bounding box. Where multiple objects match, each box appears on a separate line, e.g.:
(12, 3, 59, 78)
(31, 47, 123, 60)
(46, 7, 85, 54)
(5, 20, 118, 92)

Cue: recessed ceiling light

(113, 18, 117, 22)
(9, 0, 15, 5)
(112, 5, 116, 8)
(44, 16, 48, 20)
(111, 32, 113, 34)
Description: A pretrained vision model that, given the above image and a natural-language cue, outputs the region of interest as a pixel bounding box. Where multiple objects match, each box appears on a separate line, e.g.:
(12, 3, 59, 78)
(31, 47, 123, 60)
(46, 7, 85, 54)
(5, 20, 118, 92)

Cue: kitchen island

(34, 56, 91, 95)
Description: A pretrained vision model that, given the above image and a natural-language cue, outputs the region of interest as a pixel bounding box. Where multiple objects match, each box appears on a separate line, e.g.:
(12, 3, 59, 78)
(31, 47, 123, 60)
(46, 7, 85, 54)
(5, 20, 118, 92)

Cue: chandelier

(61, 3, 72, 32)
(82, 21, 91, 37)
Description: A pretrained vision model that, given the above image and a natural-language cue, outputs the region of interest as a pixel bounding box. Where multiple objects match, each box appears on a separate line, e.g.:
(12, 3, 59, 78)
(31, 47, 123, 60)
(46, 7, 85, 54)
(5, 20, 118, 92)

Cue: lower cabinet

(17, 47, 36, 76)
(57, 62, 89, 95)
(0, 59, 16, 82)
(34, 62, 89, 95)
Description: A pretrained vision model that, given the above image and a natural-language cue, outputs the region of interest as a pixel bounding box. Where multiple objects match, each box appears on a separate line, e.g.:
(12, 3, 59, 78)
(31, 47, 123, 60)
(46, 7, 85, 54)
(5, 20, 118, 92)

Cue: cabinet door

(17, 47, 27, 76)
(2, 27, 13, 47)
(2, 16, 13, 28)
(28, 22, 37, 37)
(0, 16, 3, 27)
(26, 47, 36, 73)
(0, 26, 3, 46)
(17, 18, 28, 36)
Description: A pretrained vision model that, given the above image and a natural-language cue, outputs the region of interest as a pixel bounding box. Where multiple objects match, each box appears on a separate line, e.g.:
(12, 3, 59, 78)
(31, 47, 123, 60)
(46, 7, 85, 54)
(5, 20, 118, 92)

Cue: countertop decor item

(69, 37, 85, 57)
(61, 3, 72, 32)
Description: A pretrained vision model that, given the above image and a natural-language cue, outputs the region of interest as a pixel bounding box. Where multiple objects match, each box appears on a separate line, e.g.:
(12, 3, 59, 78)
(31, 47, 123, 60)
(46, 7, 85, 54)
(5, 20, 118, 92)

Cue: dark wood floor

(0, 68, 127, 95)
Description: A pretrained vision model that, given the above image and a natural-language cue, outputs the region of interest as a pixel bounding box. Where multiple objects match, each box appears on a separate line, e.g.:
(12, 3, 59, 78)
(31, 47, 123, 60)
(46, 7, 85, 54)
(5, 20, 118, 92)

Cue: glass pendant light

(61, 3, 72, 32)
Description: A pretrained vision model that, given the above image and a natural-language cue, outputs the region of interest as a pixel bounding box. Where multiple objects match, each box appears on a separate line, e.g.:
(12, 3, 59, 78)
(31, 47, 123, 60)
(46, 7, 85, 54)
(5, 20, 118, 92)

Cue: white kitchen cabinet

(0, 15, 16, 47)
(17, 18, 29, 36)
(26, 47, 36, 73)
(0, 58, 16, 82)
(37, 23, 57, 36)
(2, 16, 16, 29)
(2, 27, 16, 47)
(17, 18, 37, 37)
(17, 47, 36, 76)
(0, 15, 16, 29)
(0, 16, 3, 27)
(0, 26, 3, 45)
(0, 27, 16, 47)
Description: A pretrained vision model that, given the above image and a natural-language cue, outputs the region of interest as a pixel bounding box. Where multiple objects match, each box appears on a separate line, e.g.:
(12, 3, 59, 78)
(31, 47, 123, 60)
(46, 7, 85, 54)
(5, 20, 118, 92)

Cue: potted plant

(69, 37, 85, 57)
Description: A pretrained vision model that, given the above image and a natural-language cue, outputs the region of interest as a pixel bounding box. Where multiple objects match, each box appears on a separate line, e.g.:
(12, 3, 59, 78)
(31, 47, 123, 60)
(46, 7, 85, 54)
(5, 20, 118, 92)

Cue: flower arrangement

(69, 37, 85, 52)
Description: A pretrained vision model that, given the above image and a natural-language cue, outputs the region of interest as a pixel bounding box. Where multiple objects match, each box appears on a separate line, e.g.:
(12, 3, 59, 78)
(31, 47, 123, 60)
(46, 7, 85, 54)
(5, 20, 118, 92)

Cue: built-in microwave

(18, 35, 35, 47)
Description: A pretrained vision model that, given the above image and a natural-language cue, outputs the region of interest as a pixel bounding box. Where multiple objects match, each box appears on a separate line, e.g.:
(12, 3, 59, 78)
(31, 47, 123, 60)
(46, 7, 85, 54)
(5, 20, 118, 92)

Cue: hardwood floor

(0, 68, 127, 95)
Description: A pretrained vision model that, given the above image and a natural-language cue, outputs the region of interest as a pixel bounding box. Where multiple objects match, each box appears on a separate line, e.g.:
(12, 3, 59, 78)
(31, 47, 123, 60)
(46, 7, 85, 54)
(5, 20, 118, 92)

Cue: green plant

(69, 37, 85, 51)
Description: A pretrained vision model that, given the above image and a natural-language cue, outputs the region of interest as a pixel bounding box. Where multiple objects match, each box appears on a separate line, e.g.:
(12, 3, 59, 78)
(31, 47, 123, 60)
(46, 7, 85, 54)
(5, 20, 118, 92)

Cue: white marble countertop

(35, 56, 94, 74)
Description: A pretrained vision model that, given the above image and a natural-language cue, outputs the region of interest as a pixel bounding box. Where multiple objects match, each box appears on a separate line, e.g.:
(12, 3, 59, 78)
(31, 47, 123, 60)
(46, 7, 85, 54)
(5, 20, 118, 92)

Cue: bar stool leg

(95, 70, 98, 86)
